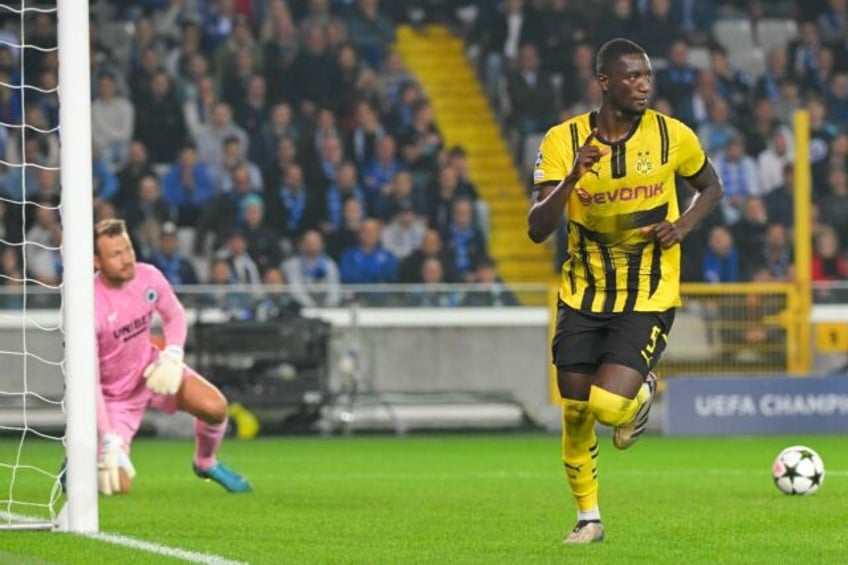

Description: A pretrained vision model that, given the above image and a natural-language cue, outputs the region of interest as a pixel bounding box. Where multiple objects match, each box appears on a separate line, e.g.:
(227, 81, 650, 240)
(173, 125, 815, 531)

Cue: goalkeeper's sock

(194, 417, 227, 469)
(562, 399, 599, 514)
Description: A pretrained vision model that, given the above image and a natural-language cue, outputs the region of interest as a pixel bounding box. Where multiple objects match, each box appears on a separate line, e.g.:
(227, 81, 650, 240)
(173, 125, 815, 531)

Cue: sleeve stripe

(656, 115, 669, 165)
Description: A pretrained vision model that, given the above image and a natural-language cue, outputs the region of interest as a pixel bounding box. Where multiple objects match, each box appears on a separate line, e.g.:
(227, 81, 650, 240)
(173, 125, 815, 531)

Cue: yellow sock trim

(588, 385, 645, 427)
(561, 399, 599, 513)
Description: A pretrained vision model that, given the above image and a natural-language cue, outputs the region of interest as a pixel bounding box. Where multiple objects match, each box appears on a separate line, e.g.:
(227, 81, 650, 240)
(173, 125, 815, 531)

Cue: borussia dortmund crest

(635, 150, 653, 175)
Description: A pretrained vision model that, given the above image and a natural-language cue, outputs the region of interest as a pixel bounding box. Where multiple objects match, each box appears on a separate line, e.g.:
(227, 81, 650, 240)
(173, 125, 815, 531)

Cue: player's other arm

(677, 159, 724, 237)
(528, 129, 607, 243)
(646, 158, 723, 249)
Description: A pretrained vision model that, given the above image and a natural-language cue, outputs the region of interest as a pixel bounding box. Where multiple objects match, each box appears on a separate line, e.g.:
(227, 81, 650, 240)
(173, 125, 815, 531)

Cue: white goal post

(57, 0, 97, 533)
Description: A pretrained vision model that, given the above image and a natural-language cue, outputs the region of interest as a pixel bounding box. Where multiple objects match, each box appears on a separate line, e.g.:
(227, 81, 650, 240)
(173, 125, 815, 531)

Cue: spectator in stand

(348, 101, 386, 169)
(819, 168, 848, 245)
(215, 135, 263, 193)
(635, 0, 678, 59)
(201, 0, 238, 55)
(282, 229, 342, 308)
(462, 258, 519, 307)
(92, 72, 135, 170)
(817, 0, 848, 45)
(380, 201, 425, 261)
(324, 161, 366, 234)
(339, 218, 398, 284)
(808, 96, 839, 193)
(757, 127, 795, 195)
(428, 164, 461, 232)
(345, 0, 396, 70)
(92, 146, 119, 206)
(535, 0, 587, 77)
(703, 226, 740, 283)
(398, 98, 443, 188)
(194, 102, 248, 173)
(374, 169, 427, 221)
(732, 197, 769, 280)
(761, 222, 793, 281)
(240, 194, 283, 276)
(124, 174, 175, 260)
(755, 47, 790, 103)
(196, 164, 260, 254)
(149, 221, 199, 286)
(377, 51, 413, 112)
(24, 206, 62, 288)
(827, 73, 848, 128)
(656, 39, 698, 125)
(478, 0, 542, 103)
(804, 46, 835, 98)
(327, 197, 364, 261)
(162, 144, 215, 227)
(254, 103, 299, 171)
(715, 135, 761, 224)
(363, 134, 405, 211)
(399, 228, 456, 283)
(116, 141, 156, 214)
(812, 227, 848, 302)
(183, 75, 219, 140)
(219, 230, 262, 286)
(408, 257, 460, 307)
(829, 132, 848, 173)
(710, 45, 751, 114)
(743, 97, 783, 158)
(234, 74, 269, 148)
(765, 163, 796, 229)
(774, 79, 803, 122)
(698, 97, 741, 156)
(133, 70, 187, 164)
(789, 21, 823, 80)
(441, 198, 488, 282)
(506, 42, 558, 138)
(597, 0, 634, 47)
(266, 163, 325, 242)
(289, 25, 343, 116)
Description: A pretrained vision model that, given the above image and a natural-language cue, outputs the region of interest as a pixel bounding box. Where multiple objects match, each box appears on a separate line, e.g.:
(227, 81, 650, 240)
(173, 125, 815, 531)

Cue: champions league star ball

(771, 445, 825, 495)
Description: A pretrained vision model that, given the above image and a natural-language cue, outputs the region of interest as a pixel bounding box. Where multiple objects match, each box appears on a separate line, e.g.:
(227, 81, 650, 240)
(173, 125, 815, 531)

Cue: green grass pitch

(1, 434, 845, 564)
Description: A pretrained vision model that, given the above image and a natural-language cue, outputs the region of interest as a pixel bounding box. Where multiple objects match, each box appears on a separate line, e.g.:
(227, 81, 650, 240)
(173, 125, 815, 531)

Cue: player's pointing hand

(568, 129, 610, 182)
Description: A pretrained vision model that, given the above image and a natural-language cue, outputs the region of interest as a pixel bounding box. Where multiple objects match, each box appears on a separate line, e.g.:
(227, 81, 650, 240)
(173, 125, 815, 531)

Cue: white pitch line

(0, 511, 247, 565)
(83, 532, 248, 565)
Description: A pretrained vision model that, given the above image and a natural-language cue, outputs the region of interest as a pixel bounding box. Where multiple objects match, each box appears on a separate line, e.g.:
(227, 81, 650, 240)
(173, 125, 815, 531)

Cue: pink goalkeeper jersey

(95, 262, 187, 400)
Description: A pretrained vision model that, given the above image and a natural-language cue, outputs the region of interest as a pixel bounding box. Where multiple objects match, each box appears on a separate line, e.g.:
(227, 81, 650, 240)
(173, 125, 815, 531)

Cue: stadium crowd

(0, 0, 845, 308)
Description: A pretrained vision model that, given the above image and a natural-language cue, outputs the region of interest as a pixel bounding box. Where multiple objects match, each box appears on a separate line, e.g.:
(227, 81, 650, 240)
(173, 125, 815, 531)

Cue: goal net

(0, 0, 97, 532)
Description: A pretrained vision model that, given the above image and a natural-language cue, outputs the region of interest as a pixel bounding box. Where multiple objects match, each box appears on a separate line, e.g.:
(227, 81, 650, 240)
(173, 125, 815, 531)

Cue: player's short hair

(596, 38, 647, 75)
(94, 218, 128, 249)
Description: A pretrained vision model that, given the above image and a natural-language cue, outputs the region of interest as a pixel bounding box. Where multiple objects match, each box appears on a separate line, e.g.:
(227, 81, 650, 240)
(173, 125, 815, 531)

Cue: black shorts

(551, 302, 675, 377)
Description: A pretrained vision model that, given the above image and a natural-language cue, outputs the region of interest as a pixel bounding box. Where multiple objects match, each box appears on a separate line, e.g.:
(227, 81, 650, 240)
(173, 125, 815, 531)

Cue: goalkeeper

(92, 218, 251, 495)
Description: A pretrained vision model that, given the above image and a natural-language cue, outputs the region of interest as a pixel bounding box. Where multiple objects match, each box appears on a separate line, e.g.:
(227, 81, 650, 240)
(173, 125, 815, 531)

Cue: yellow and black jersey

(533, 109, 706, 314)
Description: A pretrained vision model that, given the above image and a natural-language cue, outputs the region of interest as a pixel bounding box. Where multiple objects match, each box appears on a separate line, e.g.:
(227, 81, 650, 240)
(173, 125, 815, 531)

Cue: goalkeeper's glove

(98, 433, 135, 496)
(143, 345, 185, 395)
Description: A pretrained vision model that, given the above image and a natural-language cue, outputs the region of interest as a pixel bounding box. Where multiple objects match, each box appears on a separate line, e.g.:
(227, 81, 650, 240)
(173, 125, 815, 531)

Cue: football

(771, 445, 825, 495)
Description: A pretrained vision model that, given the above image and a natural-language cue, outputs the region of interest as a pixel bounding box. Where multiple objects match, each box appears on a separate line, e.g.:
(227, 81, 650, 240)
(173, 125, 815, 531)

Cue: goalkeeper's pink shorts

(106, 366, 200, 449)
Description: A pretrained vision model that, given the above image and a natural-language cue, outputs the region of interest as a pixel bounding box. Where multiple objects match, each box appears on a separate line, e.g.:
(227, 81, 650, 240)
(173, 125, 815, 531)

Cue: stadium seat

(730, 47, 766, 80)
(687, 47, 711, 71)
(713, 19, 755, 55)
(755, 18, 798, 51)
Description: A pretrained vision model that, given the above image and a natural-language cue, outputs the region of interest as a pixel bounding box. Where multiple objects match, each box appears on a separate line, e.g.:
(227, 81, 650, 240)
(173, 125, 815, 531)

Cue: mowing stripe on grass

(0, 511, 246, 565)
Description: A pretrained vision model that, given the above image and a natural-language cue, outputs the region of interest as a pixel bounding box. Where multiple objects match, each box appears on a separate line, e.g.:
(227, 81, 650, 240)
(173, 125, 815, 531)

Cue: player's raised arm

(528, 129, 609, 243)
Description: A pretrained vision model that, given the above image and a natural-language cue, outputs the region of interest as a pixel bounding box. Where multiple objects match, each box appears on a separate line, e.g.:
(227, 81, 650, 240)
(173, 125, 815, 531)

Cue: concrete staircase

(394, 25, 556, 291)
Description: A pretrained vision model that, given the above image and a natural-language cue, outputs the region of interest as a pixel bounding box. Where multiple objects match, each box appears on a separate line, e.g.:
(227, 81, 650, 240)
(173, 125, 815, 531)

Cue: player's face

(95, 233, 136, 286)
(601, 53, 652, 117)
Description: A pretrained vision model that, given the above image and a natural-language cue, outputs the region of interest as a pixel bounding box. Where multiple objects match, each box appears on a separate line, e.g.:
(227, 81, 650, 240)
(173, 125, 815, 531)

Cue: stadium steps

(395, 25, 556, 287)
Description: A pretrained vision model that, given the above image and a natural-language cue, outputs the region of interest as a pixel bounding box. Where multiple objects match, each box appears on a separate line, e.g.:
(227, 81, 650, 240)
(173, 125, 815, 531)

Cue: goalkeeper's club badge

(636, 150, 653, 175)
(145, 288, 158, 303)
